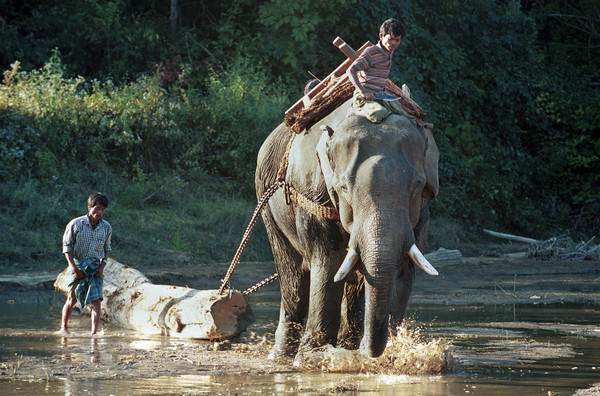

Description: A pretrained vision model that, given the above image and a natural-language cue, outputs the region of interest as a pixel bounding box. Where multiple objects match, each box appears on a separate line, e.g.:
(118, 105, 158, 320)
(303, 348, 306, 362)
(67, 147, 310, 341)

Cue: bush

(189, 57, 290, 193)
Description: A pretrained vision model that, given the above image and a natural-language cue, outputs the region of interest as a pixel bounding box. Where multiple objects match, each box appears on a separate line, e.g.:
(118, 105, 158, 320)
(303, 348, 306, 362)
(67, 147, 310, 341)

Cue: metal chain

(243, 273, 279, 296)
(218, 182, 280, 294)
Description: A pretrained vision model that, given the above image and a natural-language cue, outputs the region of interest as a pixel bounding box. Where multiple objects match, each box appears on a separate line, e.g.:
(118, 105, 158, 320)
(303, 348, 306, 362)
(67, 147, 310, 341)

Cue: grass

(0, 162, 482, 275)
(0, 166, 273, 273)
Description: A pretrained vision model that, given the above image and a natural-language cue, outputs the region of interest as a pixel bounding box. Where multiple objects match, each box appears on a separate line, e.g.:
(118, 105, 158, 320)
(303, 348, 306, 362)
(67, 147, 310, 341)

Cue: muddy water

(1, 261, 599, 395)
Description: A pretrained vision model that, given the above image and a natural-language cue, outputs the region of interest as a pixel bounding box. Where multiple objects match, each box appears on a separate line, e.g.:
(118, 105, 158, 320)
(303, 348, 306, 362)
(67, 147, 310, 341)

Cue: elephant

(255, 98, 439, 360)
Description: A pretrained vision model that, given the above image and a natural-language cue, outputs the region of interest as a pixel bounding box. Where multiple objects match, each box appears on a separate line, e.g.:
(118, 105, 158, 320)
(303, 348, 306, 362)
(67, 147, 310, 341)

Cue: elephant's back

(255, 122, 292, 197)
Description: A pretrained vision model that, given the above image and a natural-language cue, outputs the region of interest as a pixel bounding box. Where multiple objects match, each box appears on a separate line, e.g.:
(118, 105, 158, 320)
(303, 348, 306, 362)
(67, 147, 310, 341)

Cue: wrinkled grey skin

(255, 99, 439, 359)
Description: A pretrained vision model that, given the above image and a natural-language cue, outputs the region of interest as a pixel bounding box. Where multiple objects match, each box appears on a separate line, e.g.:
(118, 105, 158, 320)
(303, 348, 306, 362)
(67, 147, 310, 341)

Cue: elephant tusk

(408, 244, 439, 276)
(334, 247, 359, 282)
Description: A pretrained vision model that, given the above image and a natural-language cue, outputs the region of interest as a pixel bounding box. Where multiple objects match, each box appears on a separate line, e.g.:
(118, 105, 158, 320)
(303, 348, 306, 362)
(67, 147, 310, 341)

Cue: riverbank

(2, 255, 599, 306)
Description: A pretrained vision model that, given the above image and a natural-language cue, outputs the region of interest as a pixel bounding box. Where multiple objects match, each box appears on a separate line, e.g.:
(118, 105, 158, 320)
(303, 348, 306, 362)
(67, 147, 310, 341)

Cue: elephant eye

(337, 181, 351, 202)
(413, 177, 425, 191)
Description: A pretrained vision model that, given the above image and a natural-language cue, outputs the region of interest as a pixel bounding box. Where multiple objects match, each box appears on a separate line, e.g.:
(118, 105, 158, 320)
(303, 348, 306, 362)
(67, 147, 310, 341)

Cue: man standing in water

(59, 192, 112, 335)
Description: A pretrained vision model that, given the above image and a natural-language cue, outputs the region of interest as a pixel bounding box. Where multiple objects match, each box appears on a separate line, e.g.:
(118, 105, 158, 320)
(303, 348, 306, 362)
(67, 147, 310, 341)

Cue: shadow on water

(0, 274, 599, 395)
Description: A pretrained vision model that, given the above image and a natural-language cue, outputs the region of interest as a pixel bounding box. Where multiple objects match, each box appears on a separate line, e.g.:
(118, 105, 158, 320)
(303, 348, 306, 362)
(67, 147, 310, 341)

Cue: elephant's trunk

(357, 213, 405, 358)
(361, 272, 393, 357)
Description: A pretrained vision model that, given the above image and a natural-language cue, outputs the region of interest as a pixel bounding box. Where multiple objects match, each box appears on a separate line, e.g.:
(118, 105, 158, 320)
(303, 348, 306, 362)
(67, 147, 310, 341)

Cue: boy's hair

(380, 18, 405, 38)
(88, 192, 109, 208)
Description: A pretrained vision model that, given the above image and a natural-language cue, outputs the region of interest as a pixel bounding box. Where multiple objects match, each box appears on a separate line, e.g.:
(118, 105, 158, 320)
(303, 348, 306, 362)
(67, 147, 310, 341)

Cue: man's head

(380, 18, 405, 38)
(379, 18, 404, 52)
(88, 193, 109, 209)
(87, 193, 108, 224)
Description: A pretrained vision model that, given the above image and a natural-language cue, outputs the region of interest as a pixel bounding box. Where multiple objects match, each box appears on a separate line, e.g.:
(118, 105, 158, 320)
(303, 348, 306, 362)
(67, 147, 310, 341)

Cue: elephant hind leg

(269, 304, 304, 359)
(389, 259, 416, 334)
(337, 271, 364, 350)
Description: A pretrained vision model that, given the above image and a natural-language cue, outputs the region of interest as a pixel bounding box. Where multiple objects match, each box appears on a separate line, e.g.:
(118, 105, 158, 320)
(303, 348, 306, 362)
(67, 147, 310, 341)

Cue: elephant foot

(295, 329, 332, 357)
(268, 322, 303, 359)
(337, 320, 361, 350)
(292, 349, 308, 367)
(336, 336, 360, 350)
(268, 342, 296, 360)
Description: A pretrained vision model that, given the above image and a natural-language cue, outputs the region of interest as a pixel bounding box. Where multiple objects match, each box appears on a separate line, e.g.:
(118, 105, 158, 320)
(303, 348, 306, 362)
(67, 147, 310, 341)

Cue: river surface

(0, 258, 599, 395)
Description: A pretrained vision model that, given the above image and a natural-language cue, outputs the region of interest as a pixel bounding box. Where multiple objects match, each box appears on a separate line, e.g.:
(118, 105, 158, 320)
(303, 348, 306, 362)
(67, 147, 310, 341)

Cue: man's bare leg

(90, 299, 102, 335)
(59, 286, 77, 334)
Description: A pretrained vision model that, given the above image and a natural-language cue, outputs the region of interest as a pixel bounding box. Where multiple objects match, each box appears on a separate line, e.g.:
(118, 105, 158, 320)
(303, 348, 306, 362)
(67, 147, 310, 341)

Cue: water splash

(297, 320, 453, 374)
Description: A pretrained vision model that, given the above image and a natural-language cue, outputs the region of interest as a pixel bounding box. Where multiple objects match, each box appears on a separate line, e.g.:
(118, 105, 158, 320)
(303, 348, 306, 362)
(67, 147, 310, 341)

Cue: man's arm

(96, 225, 112, 278)
(95, 255, 108, 278)
(347, 64, 375, 101)
(64, 251, 84, 279)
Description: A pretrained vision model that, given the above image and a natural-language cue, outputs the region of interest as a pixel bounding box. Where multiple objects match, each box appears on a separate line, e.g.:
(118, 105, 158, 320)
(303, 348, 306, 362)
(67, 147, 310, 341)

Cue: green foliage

(0, 0, 170, 80)
(1, 0, 599, 267)
(214, 0, 363, 86)
(0, 168, 273, 269)
(193, 58, 289, 191)
(0, 53, 186, 179)
(0, 52, 289, 193)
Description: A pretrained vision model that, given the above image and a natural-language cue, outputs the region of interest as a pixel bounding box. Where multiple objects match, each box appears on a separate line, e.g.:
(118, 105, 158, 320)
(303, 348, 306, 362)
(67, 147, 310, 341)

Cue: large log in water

(54, 259, 254, 340)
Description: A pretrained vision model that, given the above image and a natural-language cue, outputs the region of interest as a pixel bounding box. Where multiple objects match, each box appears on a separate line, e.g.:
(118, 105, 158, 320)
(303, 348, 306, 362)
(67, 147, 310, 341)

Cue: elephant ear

(422, 127, 440, 200)
(316, 127, 338, 209)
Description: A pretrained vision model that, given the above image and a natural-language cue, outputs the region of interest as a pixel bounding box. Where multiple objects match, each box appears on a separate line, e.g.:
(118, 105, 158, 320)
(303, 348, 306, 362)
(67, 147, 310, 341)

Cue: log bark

(54, 259, 254, 340)
(424, 247, 463, 266)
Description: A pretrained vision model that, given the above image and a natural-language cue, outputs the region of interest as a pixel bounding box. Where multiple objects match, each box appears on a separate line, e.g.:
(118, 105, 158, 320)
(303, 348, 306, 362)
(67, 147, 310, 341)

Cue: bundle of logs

(484, 229, 600, 261)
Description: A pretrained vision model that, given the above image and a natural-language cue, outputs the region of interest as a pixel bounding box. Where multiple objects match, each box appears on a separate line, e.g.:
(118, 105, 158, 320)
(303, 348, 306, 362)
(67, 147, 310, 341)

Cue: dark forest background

(1, 0, 598, 269)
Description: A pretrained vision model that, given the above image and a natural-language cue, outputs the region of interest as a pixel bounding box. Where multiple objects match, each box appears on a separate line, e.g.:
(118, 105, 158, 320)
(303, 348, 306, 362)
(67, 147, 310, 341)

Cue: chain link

(243, 273, 279, 296)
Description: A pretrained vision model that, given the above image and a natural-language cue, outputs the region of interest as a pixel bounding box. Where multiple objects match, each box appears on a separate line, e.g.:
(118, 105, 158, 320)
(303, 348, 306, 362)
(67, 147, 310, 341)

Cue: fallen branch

(483, 229, 539, 244)
(529, 235, 599, 261)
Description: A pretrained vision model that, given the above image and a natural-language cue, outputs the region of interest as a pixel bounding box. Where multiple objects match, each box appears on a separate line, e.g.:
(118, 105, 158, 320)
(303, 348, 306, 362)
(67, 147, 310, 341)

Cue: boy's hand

(95, 258, 106, 278)
(73, 268, 85, 279)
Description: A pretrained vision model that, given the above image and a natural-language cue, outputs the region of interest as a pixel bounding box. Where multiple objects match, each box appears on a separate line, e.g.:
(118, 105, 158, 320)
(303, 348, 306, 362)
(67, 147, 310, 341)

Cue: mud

(0, 255, 599, 393)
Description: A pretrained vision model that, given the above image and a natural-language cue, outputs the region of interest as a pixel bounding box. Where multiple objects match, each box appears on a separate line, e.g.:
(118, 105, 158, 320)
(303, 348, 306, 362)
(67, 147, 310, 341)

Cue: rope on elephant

(219, 122, 340, 294)
(285, 184, 340, 220)
(219, 130, 340, 294)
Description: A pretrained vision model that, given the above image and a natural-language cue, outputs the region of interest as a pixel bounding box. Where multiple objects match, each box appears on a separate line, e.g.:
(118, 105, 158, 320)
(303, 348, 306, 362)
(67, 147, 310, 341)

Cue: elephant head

(315, 114, 439, 357)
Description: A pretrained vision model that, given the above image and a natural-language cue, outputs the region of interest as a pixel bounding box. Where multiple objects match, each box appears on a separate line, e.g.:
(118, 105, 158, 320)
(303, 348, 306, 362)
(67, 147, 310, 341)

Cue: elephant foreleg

(262, 209, 309, 359)
(296, 256, 345, 357)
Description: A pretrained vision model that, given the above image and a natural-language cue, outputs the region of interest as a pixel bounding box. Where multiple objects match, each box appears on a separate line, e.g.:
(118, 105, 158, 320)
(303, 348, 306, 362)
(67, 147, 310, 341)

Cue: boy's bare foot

(90, 328, 105, 337)
(56, 329, 69, 336)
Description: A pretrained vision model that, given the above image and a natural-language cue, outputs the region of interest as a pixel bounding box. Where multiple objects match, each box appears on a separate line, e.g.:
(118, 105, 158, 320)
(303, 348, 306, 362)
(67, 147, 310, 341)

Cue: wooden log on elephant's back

(54, 259, 255, 340)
